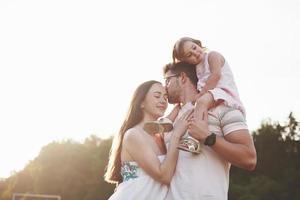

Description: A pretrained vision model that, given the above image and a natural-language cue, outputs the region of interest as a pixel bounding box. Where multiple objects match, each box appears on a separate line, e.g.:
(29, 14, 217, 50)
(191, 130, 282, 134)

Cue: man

(163, 62, 257, 200)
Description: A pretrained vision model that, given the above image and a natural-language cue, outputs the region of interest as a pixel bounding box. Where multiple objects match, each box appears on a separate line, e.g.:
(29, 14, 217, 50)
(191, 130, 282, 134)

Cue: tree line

(0, 113, 299, 200)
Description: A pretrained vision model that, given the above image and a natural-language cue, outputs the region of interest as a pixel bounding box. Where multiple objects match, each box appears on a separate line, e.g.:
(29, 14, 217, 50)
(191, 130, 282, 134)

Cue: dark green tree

(1, 112, 299, 200)
(229, 112, 300, 200)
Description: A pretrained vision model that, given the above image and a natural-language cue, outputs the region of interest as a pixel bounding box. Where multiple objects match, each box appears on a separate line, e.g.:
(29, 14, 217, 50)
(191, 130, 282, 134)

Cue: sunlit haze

(1, 0, 300, 178)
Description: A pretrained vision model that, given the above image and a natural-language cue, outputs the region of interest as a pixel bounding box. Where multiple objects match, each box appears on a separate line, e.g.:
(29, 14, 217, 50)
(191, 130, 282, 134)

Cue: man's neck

(181, 84, 198, 105)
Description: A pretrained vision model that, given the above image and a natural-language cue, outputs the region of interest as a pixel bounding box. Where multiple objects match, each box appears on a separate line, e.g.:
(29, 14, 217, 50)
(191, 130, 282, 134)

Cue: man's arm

(188, 109, 257, 171)
(211, 129, 257, 170)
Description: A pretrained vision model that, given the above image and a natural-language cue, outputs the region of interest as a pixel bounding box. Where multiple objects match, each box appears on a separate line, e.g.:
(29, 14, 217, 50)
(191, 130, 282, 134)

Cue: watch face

(205, 133, 216, 146)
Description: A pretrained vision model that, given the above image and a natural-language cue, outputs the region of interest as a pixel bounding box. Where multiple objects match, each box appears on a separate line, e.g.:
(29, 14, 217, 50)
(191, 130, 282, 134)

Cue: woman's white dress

(108, 155, 168, 200)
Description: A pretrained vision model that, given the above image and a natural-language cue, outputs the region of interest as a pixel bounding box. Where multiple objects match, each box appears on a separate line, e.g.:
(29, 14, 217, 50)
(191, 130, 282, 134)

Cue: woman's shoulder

(123, 126, 144, 145)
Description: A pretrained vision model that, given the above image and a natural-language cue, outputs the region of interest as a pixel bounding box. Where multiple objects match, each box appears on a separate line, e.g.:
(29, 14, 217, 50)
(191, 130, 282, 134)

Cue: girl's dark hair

(172, 37, 204, 63)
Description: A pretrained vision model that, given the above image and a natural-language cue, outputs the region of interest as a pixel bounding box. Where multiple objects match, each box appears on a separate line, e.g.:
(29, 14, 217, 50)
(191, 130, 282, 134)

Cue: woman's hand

(173, 110, 193, 138)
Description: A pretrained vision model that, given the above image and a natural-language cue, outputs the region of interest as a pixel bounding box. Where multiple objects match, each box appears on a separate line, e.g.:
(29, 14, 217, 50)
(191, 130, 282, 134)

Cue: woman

(104, 80, 190, 199)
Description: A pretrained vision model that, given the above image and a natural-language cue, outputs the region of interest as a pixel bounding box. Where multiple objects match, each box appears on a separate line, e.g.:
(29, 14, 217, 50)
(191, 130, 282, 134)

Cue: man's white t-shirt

(164, 102, 248, 200)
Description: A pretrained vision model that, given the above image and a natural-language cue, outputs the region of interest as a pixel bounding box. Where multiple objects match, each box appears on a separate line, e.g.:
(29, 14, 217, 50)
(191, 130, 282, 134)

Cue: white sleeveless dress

(108, 155, 168, 200)
(196, 52, 246, 116)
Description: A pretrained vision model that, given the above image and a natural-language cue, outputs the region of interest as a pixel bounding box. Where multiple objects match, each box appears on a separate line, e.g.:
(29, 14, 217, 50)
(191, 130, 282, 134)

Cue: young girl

(104, 80, 190, 200)
(162, 37, 246, 153)
(171, 37, 245, 119)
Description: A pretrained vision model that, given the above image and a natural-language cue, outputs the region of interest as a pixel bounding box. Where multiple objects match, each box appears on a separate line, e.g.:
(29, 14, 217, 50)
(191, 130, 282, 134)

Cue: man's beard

(167, 92, 179, 104)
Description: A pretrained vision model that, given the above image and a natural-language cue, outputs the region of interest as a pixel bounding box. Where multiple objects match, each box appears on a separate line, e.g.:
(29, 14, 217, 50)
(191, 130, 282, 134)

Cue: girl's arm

(199, 51, 224, 96)
(194, 51, 224, 119)
(123, 112, 191, 185)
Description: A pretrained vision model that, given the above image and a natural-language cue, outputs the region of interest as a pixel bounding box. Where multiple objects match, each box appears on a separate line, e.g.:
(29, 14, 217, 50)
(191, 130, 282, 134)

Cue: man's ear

(180, 72, 187, 83)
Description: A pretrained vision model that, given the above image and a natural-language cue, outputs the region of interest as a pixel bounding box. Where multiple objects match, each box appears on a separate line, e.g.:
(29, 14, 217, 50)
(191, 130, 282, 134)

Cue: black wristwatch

(204, 133, 216, 146)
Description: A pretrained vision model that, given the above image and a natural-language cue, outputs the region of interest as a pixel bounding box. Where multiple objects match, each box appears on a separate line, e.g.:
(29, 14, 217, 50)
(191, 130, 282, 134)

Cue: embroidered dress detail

(109, 154, 168, 200)
(121, 161, 139, 182)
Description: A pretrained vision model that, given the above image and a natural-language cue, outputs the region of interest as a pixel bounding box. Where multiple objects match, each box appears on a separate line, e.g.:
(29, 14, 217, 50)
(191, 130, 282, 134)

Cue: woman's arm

(164, 104, 181, 122)
(123, 113, 190, 184)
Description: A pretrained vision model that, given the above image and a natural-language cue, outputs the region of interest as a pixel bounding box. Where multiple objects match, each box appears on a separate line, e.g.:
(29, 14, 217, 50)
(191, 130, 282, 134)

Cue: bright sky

(1, 0, 299, 178)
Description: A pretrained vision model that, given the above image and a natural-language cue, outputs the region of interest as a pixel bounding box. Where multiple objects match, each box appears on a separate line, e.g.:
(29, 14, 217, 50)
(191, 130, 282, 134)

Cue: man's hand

(187, 111, 210, 142)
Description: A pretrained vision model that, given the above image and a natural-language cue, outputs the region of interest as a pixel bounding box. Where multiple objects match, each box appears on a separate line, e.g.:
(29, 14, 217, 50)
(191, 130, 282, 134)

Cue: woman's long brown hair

(104, 80, 161, 184)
